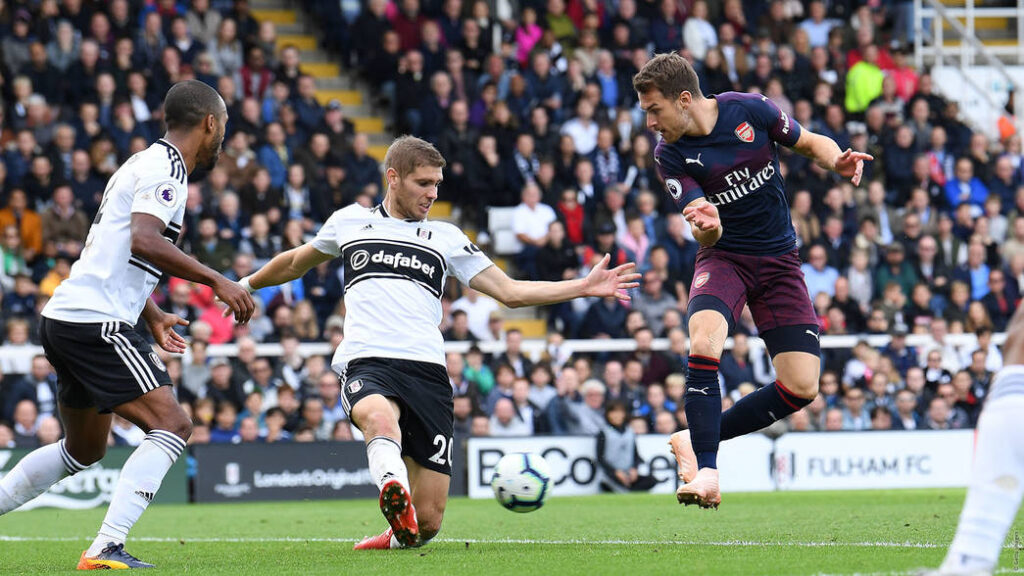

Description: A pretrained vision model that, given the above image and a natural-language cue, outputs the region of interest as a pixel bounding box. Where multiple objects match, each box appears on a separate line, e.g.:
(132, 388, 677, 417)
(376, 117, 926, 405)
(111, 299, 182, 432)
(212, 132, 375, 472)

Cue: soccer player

(0, 81, 255, 569)
(924, 306, 1024, 576)
(235, 135, 639, 549)
(633, 53, 871, 508)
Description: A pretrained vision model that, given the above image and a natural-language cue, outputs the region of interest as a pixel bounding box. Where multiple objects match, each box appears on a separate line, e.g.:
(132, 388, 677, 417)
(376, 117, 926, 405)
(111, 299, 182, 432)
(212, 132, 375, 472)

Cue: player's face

(638, 89, 691, 143)
(390, 165, 442, 220)
(197, 110, 227, 172)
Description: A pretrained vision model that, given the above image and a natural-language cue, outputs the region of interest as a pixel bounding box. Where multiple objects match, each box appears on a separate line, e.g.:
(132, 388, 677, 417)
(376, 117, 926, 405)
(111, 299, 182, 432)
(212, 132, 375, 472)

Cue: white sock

(0, 439, 87, 514)
(942, 367, 1024, 573)
(87, 430, 185, 557)
(366, 436, 410, 493)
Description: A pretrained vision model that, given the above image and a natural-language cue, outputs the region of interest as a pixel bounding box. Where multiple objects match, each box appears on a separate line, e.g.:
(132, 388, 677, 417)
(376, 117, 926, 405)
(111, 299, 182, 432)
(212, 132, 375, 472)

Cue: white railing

(915, 0, 1024, 66)
(913, 0, 1022, 137)
(0, 332, 1002, 368)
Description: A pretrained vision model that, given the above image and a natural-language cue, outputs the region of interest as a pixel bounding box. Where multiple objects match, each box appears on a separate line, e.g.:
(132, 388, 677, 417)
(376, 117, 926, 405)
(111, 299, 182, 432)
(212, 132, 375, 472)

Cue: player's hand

(147, 312, 189, 355)
(683, 201, 720, 231)
(214, 278, 255, 324)
(584, 254, 640, 301)
(833, 148, 874, 186)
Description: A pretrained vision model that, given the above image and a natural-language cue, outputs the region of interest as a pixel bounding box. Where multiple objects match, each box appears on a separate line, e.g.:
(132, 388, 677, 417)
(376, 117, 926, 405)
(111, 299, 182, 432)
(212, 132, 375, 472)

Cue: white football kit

(43, 139, 187, 325)
(311, 203, 494, 370)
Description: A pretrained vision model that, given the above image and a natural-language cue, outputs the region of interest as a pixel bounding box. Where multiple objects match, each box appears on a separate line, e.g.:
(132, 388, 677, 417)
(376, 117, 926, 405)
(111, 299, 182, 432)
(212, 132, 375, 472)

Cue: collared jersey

(655, 92, 803, 256)
(312, 203, 494, 370)
(43, 139, 188, 325)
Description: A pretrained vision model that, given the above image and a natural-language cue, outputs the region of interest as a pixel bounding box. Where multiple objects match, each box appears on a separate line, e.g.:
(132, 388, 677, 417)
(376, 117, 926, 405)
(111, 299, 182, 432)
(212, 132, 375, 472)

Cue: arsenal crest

(735, 122, 754, 143)
(694, 272, 710, 288)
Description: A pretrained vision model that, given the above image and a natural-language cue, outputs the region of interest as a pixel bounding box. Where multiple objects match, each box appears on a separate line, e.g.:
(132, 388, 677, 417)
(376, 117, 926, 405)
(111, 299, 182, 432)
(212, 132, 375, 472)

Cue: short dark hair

(164, 80, 225, 131)
(632, 52, 703, 100)
(383, 135, 446, 178)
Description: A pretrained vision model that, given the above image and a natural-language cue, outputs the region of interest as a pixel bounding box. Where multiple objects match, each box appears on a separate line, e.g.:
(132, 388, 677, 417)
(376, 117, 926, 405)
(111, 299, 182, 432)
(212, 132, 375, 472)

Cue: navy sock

(684, 355, 722, 470)
(720, 380, 812, 441)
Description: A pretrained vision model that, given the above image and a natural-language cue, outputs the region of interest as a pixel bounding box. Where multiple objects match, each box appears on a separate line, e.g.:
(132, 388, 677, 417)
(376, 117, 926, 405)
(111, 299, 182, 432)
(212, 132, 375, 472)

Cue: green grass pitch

(1, 490, 1023, 575)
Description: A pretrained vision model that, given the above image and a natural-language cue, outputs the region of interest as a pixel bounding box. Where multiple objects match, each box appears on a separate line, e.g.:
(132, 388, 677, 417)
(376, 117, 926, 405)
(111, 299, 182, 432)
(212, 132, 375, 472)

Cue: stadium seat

(487, 207, 519, 256)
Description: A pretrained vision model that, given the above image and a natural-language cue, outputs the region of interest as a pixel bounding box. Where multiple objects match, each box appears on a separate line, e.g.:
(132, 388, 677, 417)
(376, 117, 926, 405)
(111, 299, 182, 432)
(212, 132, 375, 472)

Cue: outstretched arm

(469, 254, 640, 308)
(792, 129, 874, 186)
(131, 213, 254, 323)
(246, 243, 335, 290)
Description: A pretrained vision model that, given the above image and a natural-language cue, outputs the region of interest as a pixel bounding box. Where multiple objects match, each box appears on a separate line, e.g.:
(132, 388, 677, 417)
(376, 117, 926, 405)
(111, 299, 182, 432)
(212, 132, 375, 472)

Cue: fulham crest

(734, 122, 754, 143)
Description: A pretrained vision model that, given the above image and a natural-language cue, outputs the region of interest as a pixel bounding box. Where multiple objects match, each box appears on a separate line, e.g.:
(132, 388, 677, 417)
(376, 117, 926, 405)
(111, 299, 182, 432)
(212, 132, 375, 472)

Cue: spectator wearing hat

(319, 99, 356, 157)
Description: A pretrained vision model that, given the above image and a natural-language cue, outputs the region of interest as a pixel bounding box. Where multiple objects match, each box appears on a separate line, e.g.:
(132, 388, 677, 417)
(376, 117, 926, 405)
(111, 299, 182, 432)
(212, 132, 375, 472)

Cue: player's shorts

(687, 247, 820, 358)
(39, 316, 172, 413)
(340, 357, 454, 476)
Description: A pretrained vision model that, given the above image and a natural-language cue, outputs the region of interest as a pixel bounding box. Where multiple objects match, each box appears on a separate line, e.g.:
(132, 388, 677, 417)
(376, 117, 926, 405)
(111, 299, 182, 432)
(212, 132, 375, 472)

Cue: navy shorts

(340, 357, 454, 476)
(688, 247, 820, 357)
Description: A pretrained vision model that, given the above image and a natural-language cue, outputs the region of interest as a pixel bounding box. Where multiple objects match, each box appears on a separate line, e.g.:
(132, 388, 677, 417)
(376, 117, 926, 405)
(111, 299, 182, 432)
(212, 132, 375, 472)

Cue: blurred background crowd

(0, 0, 1017, 454)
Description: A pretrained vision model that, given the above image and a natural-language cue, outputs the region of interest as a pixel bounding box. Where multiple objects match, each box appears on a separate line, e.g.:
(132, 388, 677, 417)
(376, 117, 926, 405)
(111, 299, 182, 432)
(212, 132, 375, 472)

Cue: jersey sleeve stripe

(128, 257, 162, 278)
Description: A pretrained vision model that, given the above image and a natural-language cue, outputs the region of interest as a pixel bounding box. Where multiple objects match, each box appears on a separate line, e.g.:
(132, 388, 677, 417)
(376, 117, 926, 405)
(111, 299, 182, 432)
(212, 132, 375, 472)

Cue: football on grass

(490, 452, 552, 513)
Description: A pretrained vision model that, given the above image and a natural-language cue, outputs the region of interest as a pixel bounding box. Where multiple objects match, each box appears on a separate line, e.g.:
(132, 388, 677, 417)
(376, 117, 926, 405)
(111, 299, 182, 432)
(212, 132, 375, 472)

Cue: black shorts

(40, 316, 172, 413)
(341, 357, 454, 476)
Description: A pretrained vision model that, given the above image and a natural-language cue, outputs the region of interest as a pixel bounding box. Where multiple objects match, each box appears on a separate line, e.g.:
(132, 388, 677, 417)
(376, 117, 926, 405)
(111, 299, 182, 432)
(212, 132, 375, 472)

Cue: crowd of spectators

(0, 0, 1019, 452)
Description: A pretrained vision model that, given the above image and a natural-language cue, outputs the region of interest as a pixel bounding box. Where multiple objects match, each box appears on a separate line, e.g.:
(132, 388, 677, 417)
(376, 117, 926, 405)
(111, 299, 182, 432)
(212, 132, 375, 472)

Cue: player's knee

(418, 513, 443, 541)
(161, 417, 193, 443)
(687, 326, 721, 359)
(361, 409, 400, 439)
(785, 377, 819, 399)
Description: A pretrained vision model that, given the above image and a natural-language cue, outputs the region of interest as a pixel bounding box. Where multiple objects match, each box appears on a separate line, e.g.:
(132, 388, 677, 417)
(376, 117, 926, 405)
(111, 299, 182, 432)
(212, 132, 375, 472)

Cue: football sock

(720, 380, 812, 441)
(0, 439, 87, 514)
(367, 436, 410, 493)
(941, 366, 1024, 574)
(684, 355, 722, 470)
(87, 431, 185, 557)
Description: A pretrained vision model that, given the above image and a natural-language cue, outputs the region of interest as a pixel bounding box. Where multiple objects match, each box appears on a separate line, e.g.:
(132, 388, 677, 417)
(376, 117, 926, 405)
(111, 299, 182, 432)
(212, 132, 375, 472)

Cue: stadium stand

(0, 0, 1018, 452)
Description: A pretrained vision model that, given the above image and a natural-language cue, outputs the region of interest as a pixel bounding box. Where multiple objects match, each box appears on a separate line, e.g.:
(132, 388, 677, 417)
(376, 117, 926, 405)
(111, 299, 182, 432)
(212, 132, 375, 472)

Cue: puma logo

(805, 330, 819, 340)
(685, 153, 704, 167)
(687, 387, 710, 395)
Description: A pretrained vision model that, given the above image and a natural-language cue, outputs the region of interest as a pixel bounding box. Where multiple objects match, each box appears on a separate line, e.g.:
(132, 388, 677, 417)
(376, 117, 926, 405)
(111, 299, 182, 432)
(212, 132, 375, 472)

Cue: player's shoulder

(325, 203, 375, 225)
(131, 140, 188, 187)
(654, 136, 687, 171)
(421, 218, 468, 242)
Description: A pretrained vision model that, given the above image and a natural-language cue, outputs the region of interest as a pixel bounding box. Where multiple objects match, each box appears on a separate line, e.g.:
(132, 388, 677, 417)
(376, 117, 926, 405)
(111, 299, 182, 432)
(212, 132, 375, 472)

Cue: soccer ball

(490, 452, 552, 513)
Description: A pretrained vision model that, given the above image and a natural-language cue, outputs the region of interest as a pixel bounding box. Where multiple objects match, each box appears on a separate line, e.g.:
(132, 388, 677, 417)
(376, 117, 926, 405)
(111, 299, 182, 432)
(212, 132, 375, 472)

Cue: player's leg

(0, 318, 108, 515)
(80, 385, 191, 566)
(349, 392, 418, 548)
(0, 405, 107, 514)
(718, 344, 820, 442)
(718, 249, 820, 441)
(671, 251, 747, 508)
(64, 322, 190, 568)
(930, 309, 1024, 575)
(406, 460, 449, 544)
